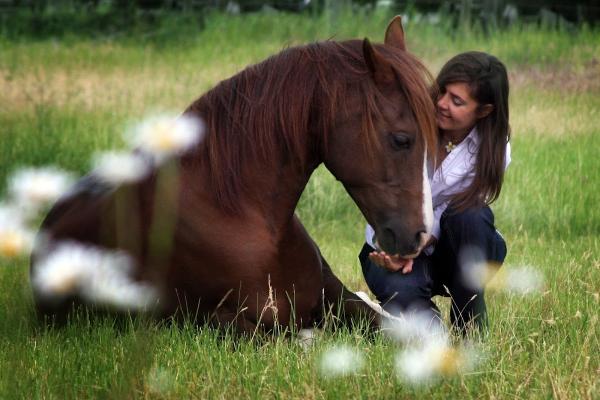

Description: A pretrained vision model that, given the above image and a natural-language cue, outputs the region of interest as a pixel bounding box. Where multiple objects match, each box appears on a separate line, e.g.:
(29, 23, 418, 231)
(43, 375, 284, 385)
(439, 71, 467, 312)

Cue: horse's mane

(184, 40, 437, 213)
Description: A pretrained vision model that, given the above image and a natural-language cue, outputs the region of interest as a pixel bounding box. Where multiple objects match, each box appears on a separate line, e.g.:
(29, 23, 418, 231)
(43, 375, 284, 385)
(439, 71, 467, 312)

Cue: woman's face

(436, 81, 481, 134)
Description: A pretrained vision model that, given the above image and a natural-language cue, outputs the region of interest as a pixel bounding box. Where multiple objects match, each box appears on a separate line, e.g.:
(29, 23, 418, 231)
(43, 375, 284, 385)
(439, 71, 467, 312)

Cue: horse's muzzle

(377, 225, 429, 257)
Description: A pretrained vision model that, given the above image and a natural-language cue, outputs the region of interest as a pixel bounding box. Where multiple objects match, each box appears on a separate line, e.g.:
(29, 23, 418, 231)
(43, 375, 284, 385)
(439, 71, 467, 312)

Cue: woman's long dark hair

(432, 51, 511, 211)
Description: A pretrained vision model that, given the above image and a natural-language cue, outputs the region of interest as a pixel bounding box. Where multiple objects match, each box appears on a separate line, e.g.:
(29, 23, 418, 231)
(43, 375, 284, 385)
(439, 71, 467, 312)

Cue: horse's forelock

(319, 41, 437, 166)
(385, 47, 438, 160)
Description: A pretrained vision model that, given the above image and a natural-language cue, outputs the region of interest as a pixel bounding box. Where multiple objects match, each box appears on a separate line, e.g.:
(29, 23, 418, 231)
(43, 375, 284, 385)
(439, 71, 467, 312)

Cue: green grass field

(1, 10, 599, 399)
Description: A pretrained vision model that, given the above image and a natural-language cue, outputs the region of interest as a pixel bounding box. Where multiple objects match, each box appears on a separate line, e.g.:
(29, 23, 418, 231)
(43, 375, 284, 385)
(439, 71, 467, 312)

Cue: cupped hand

(368, 251, 413, 274)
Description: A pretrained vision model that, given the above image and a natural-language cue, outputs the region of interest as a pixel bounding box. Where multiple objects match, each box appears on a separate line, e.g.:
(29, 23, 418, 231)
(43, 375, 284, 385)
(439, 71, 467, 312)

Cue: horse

(30, 16, 437, 334)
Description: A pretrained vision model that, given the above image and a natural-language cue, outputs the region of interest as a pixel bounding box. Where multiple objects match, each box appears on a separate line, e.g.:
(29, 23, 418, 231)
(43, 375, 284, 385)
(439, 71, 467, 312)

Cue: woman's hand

(368, 251, 414, 274)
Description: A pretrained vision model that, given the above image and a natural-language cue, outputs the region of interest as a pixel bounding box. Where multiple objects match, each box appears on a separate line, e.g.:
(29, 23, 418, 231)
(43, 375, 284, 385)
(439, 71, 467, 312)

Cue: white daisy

(31, 242, 94, 297)
(382, 310, 448, 345)
(32, 241, 158, 311)
(85, 250, 158, 310)
(396, 340, 478, 384)
(462, 260, 501, 291)
(0, 204, 35, 259)
(501, 266, 545, 295)
(463, 260, 545, 296)
(126, 114, 204, 162)
(8, 167, 74, 212)
(92, 150, 151, 185)
(319, 345, 364, 377)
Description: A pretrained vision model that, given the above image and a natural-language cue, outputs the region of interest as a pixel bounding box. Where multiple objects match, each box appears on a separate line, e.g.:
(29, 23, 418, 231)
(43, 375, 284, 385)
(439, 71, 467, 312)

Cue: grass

(1, 10, 599, 399)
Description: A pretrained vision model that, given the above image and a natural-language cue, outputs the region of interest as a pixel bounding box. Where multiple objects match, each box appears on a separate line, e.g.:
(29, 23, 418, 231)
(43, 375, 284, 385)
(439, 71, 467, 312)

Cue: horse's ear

(363, 38, 395, 84)
(384, 15, 406, 51)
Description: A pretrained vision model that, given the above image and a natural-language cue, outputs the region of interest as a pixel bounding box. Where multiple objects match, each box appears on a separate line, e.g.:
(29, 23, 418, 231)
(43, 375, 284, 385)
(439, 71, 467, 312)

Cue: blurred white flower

(396, 341, 478, 384)
(319, 345, 364, 377)
(126, 114, 204, 162)
(462, 260, 501, 291)
(92, 151, 151, 185)
(0, 227, 35, 259)
(8, 167, 74, 212)
(0, 203, 25, 224)
(463, 262, 544, 295)
(459, 245, 544, 295)
(382, 310, 448, 345)
(32, 241, 158, 311)
(0, 204, 35, 258)
(396, 343, 439, 383)
(32, 243, 90, 296)
(354, 291, 448, 345)
(497, 266, 545, 295)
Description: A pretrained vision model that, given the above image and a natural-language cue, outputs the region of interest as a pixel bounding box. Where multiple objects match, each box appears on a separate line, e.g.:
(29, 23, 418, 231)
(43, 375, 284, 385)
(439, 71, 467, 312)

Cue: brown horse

(31, 17, 437, 333)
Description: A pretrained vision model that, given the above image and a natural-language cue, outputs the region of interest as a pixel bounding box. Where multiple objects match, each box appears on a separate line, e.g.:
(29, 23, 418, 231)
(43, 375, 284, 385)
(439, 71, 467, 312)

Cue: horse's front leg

(317, 253, 382, 331)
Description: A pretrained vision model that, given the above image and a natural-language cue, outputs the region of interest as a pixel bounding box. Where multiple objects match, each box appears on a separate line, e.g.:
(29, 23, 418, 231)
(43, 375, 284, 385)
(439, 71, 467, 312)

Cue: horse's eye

(389, 132, 411, 151)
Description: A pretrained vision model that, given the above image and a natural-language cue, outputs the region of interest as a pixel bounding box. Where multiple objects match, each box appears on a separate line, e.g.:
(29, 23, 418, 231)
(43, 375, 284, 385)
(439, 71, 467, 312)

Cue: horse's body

(31, 18, 437, 333)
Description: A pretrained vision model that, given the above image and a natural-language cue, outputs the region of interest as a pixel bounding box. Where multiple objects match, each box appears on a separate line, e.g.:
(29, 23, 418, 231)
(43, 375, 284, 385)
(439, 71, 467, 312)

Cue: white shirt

(365, 127, 511, 253)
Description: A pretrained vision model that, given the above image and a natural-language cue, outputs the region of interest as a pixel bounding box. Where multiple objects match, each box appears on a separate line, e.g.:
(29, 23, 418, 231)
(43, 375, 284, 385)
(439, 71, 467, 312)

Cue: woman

(359, 51, 511, 333)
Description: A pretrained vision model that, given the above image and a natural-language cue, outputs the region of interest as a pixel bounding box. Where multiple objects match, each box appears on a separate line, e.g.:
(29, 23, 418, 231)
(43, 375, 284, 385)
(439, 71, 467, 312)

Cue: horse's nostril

(384, 227, 397, 246)
(415, 230, 427, 247)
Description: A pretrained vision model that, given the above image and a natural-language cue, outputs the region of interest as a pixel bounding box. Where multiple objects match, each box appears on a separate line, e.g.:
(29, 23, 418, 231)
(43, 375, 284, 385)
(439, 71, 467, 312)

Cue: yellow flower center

(0, 231, 26, 258)
(152, 124, 176, 151)
(436, 347, 462, 376)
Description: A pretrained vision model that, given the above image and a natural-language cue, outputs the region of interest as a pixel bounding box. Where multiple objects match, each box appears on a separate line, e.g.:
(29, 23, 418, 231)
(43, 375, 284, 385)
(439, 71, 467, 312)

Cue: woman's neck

(440, 127, 472, 145)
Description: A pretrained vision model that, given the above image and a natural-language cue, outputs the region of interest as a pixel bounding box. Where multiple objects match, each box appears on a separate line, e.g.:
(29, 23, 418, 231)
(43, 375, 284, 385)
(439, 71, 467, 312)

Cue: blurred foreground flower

(490, 266, 545, 295)
(0, 205, 34, 259)
(382, 310, 448, 345)
(319, 345, 364, 378)
(460, 245, 544, 295)
(32, 241, 158, 311)
(8, 167, 74, 212)
(463, 262, 544, 295)
(126, 114, 204, 162)
(396, 341, 479, 384)
(92, 151, 151, 185)
(355, 291, 449, 345)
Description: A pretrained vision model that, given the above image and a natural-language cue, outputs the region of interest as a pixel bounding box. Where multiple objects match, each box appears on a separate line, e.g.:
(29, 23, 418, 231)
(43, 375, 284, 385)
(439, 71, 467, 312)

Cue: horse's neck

(182, 144, 319, 241)
(188, 84, 323, 233)
(246, 156, 319, 232)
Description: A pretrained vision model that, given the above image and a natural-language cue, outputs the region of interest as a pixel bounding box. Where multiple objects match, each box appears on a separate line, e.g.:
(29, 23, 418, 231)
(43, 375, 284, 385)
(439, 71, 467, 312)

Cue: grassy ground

(1, 10, 599, 399)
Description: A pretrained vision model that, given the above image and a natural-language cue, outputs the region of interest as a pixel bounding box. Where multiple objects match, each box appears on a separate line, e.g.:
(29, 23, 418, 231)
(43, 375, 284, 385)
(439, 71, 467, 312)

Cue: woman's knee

(441, 207, 497, 247)
(492, 230, 508, 263)
(441, 206, 494, 237)
(438, 206, 507, 265)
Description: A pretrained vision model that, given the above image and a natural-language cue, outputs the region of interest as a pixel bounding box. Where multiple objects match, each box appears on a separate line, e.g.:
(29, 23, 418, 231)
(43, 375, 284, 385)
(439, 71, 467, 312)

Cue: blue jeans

(359, 206, 507, 332)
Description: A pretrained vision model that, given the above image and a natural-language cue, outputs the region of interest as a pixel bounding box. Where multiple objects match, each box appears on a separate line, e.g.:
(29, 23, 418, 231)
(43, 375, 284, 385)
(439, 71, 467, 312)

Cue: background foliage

(0, 0, 599, 40)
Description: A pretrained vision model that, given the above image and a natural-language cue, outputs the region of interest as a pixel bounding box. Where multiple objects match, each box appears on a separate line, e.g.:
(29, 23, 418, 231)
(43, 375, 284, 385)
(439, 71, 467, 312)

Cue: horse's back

(38, 175, 113, 240)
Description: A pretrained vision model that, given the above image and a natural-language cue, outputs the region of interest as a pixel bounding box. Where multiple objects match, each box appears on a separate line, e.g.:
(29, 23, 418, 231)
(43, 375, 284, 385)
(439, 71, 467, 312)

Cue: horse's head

(323, 17, 437, 258)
